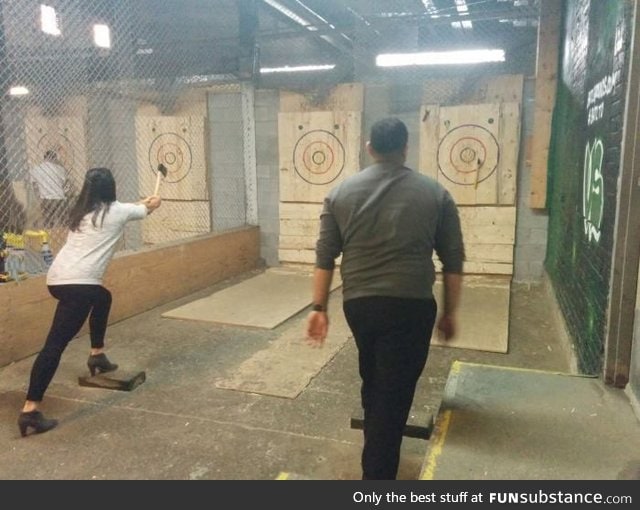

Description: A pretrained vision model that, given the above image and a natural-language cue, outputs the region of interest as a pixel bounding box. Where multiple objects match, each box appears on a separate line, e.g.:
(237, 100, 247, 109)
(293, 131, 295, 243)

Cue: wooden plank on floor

(161, 267, 341, 329)
(431, 276, 511, 353)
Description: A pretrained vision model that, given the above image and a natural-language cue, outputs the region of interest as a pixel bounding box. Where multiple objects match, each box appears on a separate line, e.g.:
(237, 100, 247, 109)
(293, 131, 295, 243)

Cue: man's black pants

(343, 296, 437, 480)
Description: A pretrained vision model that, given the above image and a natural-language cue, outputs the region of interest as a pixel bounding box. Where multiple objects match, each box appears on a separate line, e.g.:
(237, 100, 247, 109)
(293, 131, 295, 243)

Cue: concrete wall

(208, 92, 247, 233)
(0, 227, 260, 367)
(545, 0, 632, 374)
(254, 89, 280, 266)
(513, 78, 549, 282)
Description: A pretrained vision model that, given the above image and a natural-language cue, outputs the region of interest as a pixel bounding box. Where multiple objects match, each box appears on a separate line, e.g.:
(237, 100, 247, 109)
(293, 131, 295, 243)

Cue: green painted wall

(546, 0, 631, 374)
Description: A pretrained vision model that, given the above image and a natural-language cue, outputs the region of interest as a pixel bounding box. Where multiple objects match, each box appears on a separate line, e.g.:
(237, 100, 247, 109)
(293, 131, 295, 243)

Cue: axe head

(157, 163, 168, 177)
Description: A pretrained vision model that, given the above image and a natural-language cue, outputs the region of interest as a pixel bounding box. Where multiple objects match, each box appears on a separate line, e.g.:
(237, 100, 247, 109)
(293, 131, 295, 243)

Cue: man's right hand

(437, 313, 456, 341)
(306, 311, 329, 348)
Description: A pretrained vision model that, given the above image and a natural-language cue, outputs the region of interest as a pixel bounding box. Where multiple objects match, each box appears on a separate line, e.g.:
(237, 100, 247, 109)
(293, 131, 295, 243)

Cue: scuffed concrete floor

(0, 270, 584, 479)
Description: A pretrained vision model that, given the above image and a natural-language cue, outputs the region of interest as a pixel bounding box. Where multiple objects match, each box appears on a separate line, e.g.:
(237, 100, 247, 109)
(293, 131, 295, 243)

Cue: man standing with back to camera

(306, 117, 465, 480)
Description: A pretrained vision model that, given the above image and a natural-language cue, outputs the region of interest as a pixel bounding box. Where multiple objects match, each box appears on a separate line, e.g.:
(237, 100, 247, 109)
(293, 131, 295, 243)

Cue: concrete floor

(0, 268, 635, 480)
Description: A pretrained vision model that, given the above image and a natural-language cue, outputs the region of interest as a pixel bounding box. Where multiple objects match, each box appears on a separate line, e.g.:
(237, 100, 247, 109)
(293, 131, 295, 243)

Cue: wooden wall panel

(0, 227, 260, 367)
(419, 104, 440, 179)
(278, 111, 361, 204)
(142, 201, 211, 244)
(135, 116, 208, 201)
(498, 102, 521, 205)
(280, 83, 364, 112)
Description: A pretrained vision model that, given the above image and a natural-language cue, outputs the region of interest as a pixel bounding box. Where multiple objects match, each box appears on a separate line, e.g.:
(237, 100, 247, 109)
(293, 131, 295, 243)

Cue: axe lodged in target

(153, 163, 168, 196)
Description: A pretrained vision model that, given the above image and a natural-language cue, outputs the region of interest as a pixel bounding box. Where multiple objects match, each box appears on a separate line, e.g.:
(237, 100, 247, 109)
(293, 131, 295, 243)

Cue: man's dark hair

(369, 117, 408, 155)
(44, 150, 57, 161)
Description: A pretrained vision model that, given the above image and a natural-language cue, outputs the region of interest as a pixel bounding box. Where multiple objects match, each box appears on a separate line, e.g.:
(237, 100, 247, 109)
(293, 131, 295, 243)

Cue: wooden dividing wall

(0, 227, 260, 367)
(529, 0, 562, 208)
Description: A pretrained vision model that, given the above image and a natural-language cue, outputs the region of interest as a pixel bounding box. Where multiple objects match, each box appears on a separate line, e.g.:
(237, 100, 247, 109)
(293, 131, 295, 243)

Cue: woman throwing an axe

(18, 167, 161, 437)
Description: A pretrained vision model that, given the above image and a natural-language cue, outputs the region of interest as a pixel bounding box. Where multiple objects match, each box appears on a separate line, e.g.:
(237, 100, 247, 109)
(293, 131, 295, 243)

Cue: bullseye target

(148, 132, 193, 184)
(293, 129, 345, 185)
(437, 124, 499, 186)
(37, 132, 75, 171)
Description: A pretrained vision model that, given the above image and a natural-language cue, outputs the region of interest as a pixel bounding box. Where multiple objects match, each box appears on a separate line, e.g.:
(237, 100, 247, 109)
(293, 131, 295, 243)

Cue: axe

(153, 163, 167, 196)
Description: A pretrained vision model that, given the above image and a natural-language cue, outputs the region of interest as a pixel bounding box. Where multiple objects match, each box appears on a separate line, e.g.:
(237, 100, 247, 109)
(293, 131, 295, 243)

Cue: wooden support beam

(529, 0, 562, 209)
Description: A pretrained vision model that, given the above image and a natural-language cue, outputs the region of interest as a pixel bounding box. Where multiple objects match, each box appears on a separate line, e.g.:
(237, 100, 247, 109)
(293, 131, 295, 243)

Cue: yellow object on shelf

(3, 232, 25, 249)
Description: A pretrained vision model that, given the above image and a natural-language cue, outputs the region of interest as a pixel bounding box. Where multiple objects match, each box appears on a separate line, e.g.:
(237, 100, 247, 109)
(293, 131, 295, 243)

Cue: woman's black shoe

(87, 353, 118, 377)
(18, 411, 58, 437)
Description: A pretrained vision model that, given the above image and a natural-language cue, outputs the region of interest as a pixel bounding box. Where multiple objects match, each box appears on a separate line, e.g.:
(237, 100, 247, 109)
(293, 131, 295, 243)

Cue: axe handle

(153, 171, 162, 196)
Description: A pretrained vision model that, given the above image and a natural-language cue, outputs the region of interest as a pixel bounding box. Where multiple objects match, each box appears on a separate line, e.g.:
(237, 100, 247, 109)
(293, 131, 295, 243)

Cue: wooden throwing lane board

(135, 116, 207, 201)
(278, 111, 361, 265)
(420, 103, 521, 275)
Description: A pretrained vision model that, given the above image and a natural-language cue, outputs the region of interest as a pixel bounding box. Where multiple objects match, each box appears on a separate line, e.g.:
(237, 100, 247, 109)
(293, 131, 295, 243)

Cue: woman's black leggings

(26, 284, 112, 402)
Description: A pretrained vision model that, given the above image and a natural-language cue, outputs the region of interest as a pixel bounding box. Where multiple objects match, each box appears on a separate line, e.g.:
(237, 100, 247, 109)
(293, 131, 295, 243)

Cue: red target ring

(293, 130, 345, 185)
(437, 124, 499, 186)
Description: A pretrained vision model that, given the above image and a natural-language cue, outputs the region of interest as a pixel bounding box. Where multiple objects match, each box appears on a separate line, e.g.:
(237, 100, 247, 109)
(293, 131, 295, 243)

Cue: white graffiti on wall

(587, 70, 620, 126)
(583, 138, 604, 243)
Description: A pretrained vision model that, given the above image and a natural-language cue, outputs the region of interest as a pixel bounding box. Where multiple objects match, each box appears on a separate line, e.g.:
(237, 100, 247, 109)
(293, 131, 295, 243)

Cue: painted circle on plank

(148, 133, 192, 184)
(293, 130, 345, 185)
(37, 132, 75, 171)
(437, 124, 500, 186)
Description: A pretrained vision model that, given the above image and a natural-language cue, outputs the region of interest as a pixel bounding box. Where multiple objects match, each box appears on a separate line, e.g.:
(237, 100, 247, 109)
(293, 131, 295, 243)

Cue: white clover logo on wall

(582, 138, 604, 243)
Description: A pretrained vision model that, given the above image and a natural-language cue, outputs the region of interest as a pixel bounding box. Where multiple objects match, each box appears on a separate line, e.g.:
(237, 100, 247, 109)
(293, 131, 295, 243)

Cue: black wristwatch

(312, 304, 326, 312)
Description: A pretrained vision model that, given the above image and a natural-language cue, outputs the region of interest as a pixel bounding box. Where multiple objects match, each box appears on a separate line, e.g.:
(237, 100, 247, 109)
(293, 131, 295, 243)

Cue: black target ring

(437, 124, 500, 186)
(148, 132, 193, 184)
(293, 129, 345, 185)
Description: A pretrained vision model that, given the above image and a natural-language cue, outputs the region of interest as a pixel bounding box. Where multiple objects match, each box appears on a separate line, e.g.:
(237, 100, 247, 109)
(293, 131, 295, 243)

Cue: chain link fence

(0, 0, 247, 280)
(1, 0, 539, 281)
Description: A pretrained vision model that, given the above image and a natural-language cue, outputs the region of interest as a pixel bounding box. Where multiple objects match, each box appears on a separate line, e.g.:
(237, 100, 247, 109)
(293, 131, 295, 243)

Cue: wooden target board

(24, 116, 88, 189)
(278, 111, 360, 265)
(278, 111, 361, 203)
(420, 103, 521, 275)
(136, 116, 207, 201)
(419, 103, 520, 206)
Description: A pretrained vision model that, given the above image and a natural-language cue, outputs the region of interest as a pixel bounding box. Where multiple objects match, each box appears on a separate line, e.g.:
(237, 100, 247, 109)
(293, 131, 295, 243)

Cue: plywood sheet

(280, 83, 363, 112)
(142, 200, 210, 244)
(214, 295, 351, 398)
(278, 111, 361, 204)
(162, 267, 342, 329)
(434, 206, 516, 275)
(135, 116, 207, 200)
(431, 276, 510, 353)
(419, 102, 521, 206)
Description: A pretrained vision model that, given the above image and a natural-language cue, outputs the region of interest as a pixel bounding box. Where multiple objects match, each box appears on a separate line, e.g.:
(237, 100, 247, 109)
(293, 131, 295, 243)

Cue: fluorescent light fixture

(9, 86, 30, 96)
(376, 49, 505, 67)
(260, 64, 335, 73)
(452, 20, 473, 29)
(40, 4, 61, 36)
(263, 0, 314, 29)
(452, 0, 473, 29)
(421, 0, 438, 13)
(93, 24, 111, 48)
